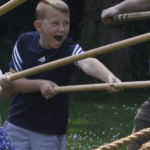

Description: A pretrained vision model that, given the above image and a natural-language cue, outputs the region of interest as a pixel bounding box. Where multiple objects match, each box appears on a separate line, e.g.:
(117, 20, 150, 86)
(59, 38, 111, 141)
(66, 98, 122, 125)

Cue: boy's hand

(101, 7, 118, 25)
(106, 74, 122, 93)
(40, 80, 58, 99)
(0, 72, 14, 89)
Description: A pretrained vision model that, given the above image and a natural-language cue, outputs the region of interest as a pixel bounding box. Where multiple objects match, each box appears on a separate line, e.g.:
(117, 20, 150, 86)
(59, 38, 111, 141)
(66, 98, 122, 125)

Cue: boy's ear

(34, 20, 42, 32)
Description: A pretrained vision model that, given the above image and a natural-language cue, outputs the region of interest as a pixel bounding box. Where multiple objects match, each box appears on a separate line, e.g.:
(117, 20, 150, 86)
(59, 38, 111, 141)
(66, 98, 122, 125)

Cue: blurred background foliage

(125, 20, 150, 81)
(0, 0, 150, 92)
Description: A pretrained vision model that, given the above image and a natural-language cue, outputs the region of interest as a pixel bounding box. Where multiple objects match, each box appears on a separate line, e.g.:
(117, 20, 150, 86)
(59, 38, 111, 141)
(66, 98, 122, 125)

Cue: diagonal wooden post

(8, 32, 150, 81)
(0, 0, 27, 16)
(53, 80, 150, 93)
(113, 11, 150, 22)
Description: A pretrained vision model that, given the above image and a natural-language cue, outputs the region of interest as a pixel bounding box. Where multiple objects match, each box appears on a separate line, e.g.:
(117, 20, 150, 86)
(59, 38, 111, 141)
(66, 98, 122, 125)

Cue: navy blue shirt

(8, 31, 84, 135)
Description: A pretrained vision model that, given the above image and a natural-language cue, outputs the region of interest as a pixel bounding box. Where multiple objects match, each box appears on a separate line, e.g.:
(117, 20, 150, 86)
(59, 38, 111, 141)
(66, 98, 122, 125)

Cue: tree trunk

(80, 0, 133, 81)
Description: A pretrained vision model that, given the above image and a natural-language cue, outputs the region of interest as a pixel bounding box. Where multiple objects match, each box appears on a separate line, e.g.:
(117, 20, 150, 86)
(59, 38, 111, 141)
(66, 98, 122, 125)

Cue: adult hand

(101, 7, 118, 25)
(0, 72, 14, 89)
(106, 74, 122, 93)
(40, 80, 58, 99)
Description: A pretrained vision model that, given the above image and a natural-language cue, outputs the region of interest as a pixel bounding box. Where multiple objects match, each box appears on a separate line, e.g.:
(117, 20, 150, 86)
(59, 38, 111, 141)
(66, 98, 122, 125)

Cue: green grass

(66, 91, 149, 150)
(0, 96, 12, 125)
(0, 91, 149, 150)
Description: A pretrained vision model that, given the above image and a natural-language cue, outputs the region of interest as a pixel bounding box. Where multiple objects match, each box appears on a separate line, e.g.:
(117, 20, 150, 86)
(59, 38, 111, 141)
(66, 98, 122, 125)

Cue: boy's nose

(58, 24, 65, 32)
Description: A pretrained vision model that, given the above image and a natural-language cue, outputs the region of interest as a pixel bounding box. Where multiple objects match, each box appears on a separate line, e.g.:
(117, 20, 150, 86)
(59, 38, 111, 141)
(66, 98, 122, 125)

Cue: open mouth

(54, 36, 63, 41)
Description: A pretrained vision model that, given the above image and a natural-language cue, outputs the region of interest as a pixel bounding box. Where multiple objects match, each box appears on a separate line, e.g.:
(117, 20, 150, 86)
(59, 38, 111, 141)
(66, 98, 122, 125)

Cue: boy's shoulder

(60, 37, 83, 56)
(64, 37, 77, 48)
(17, 31, 39, 46)
(20, 31, 39, 39)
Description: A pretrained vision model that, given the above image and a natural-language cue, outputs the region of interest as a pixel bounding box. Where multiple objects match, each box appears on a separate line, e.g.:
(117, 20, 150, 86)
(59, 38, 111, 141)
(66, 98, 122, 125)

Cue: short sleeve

(9, 34, 26, 72)
(72, 44, 84, 66)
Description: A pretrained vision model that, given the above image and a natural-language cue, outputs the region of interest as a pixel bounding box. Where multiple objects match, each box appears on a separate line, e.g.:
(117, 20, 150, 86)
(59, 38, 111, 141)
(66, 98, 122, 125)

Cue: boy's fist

(0, 72, 14, 89)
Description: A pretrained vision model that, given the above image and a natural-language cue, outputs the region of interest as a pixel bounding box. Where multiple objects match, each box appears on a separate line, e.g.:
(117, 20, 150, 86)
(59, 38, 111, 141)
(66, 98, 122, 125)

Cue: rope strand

(93, 127, 150, 150)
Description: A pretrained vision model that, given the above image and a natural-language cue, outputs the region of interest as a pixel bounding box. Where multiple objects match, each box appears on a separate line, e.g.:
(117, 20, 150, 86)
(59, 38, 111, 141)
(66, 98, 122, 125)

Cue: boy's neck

(39, 38, 52, 49)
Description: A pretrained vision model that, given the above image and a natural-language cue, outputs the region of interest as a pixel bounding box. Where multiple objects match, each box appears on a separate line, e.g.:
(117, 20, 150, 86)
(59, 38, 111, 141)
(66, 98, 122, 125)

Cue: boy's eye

(64, 22, 69, 25)
(53, 22, 58, 25)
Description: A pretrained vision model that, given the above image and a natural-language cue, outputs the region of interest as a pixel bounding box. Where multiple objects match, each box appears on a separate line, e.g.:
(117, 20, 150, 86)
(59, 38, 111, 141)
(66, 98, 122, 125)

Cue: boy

(4, 0, 122, 149)
(0, 72, 15, 150)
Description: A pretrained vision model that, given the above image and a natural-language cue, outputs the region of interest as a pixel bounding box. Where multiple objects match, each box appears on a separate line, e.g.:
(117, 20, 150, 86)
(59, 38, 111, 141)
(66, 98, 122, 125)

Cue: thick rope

(139, 141, 150, 150)
(93, 127, 150, 150)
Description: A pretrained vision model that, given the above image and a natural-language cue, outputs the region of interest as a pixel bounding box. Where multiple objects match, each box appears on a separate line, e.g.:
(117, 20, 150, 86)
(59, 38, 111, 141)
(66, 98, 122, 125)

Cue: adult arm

(10, 68, 58, 99)
(77, 57, 121, 93)
(101, 0, 150, 25)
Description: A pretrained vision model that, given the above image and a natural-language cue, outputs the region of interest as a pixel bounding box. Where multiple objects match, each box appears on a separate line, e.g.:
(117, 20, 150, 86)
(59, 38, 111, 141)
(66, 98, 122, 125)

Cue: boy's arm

(77, 58, 121, 93)
(101, 0, 150, 25)
(0, 86, 14, 101)
(10, 68, 58, 99)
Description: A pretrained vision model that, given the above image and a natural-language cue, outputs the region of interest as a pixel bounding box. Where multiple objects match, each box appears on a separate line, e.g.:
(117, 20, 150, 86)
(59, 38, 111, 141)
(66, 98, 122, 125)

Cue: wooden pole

(54, 80, 150, 93)
(113, 11, 150, 22)
(0, 0, 27, 16)
(9, 32, 150, 81)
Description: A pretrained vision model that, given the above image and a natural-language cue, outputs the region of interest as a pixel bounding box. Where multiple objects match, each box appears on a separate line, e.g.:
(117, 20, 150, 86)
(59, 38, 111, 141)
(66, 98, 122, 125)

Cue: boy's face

(38, 6, 70, 49)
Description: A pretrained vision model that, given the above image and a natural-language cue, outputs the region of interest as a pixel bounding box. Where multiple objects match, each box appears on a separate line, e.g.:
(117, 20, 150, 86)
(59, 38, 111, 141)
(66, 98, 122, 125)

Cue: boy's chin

(52, 41, 64, 49)
(52, 44, 62, 49)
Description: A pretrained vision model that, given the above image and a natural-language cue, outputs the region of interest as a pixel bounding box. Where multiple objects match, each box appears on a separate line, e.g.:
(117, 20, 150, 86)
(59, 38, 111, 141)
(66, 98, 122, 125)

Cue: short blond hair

(36, 0, 69, 20)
